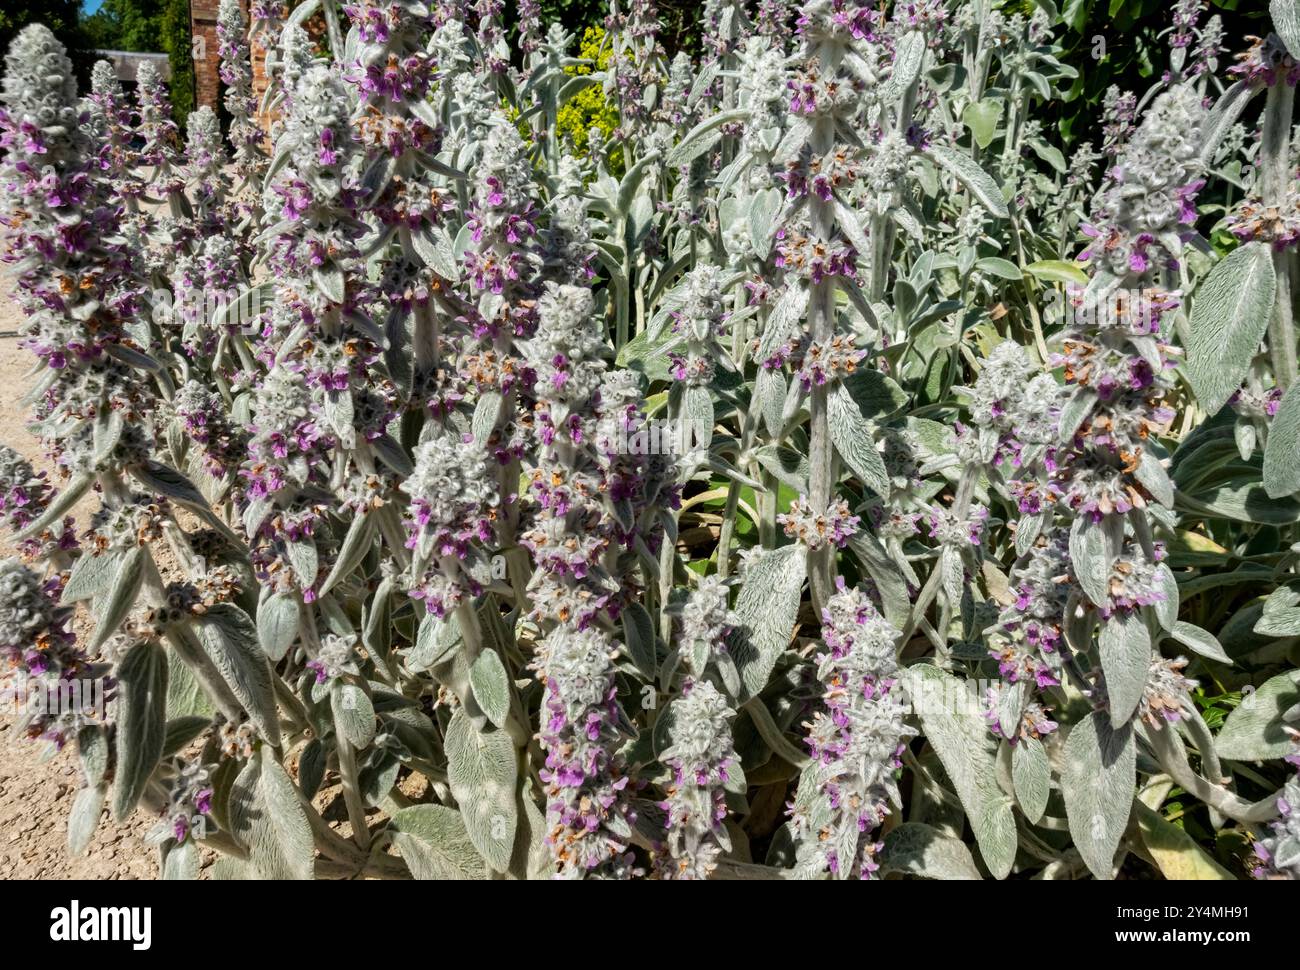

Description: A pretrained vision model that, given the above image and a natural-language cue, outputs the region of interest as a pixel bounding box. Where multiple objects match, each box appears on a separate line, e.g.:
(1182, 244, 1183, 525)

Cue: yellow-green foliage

(556, 26, 623, 175)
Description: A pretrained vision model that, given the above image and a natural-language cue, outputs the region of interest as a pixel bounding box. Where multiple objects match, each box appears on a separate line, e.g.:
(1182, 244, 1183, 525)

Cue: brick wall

(191, 0, 221, 113)
(190, 0, 270, 123)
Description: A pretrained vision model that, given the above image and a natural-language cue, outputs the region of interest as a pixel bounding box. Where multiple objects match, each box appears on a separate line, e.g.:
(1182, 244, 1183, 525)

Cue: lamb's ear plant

(2, 1, 1300, 882)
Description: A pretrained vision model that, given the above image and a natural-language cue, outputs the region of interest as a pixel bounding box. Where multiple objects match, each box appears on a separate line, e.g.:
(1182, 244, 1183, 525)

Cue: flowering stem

(1261, 80, 1298, 390)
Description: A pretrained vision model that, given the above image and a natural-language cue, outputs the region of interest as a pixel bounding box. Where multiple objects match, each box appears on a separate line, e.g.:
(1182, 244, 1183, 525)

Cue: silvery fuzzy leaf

(331, 682, 376, 748)
(407, 611, 461, 672)
(165, 651, 215, 720)
(13, 471, 91, 541)
(1256, 586, 1300, 637)
(89, 545, 146, 652)
(666, 108, 749, 167)
(1061, 711, 1135, 880)
(1264, 380, 1300, 498)
(1169, 621, 1232, 665)
(757, 285, 808, 361)
(1235, 420, 1257, 461)
(620, 600, 657, 681)
(229, 752, 315, 880)
(753, 367, 786, 436)
(1069, 514, 1111, 607)
(1214, 669, 1300, 761)
(162, 839, 200, 880)
(112, 638, 168, 820)
(683, 384, 714, 449)
(752, 444, 809, 493)
(1010, 737, 1051, 824)
(161, 716, 210, 758)
(473, 390, 504, 446)
(903, 664, 1017, 879)
(469, 648, 511, 729)
(316, 511, 374, 599)
(130, 461, 239, 543)
(925, 144, 1009, 219)
(881, 822, 981, 880)
(298, 739, 326, 800)
(1199, 80, 1256, 169)
(827, 382, 890, 497)
(372, 433, 414, 477)
(1099, 611, 1151, 727)
(61, 550, 122, 605)
(92, 407, 123, 463)
(1186, 242, 1275, 416)
(68, 784, 106, 857)
(390, 804, 488, 880)
(727, 545, 805, 701)
(257, 590, 299, 662)
(846, 532, 911, 627)
(323, 391, 355, 449)
(1152, 565, 1179, 632)
(508, 784, 554, 880)
(1135, 451, 1174, 508)
(312, 264, 346, 304)
(1272, 0, 1300, 57)
(885, 30, 927, 101)
(1057, 385, 1097, 444)
(412, 225, 459, 279)
(444, 709, 517, 872)
(748, 187, 782, 261)
(284, 536, 318, 590)
(834, 199, 870, 257)
(1014, 512, 1044, 557)
(192, 603, 281, 747)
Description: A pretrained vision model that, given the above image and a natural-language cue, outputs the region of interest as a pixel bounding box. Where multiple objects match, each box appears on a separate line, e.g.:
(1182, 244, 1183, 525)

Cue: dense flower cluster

(792, 581, 915, 879)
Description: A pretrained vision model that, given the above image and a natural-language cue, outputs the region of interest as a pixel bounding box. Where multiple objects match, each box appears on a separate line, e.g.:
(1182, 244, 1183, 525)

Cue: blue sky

(82, 0, 104, 13)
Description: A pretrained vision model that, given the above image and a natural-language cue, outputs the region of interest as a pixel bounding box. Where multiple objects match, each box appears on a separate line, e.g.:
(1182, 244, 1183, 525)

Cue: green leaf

(112, 639, 168, 820)
(469, 649, 511, 729)
(1186, 242, 1276, 416)
(390, 804, 488, 880)
(1024, 259, 1088, 286)
(444, 709, 517, 872)
(1061, 711, 1135, 880)
(1215, 670, 1300, 761)
(1264, 380, 1300, 498)
(904, 664, 1017, 878)
(975, 256, 1021, 280)
(1134, 801, 1234, 880)
(963, 99, 1001, 150)
(881, 822, 981, 880)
